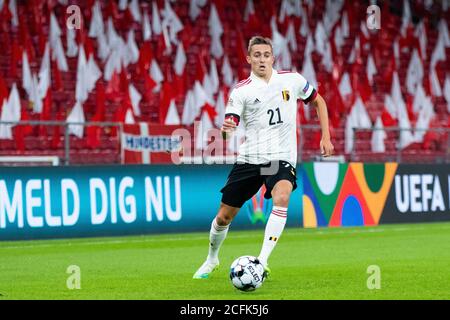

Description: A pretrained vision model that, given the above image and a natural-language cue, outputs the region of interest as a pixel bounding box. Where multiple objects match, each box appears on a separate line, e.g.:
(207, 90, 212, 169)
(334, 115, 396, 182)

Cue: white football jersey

(225, 69, 317, 166)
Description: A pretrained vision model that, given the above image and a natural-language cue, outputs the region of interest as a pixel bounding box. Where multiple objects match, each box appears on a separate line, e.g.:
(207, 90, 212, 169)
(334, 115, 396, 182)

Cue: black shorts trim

(220, 161, 297, 208)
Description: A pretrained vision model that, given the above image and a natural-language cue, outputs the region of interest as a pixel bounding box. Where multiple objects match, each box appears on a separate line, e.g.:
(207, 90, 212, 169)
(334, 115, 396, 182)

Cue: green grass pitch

(1, 222, 450, 300)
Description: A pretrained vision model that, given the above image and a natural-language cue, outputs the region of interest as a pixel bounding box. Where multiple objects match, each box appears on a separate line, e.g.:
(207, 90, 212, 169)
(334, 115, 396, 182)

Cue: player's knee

(216, 214, 232, 226)
(272, 192, 290, 207)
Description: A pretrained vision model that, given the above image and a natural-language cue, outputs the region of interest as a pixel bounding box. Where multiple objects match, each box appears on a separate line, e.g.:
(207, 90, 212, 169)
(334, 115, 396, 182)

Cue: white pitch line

(0, 224, 448, 250)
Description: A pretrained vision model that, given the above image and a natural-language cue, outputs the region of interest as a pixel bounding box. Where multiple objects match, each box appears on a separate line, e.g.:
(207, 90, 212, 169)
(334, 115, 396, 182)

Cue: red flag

(106, 71, 121, 102)
(159, 80, 176, 124)
(86, 112, 103, 149)
(52, 60, 63, 91)
(236, 30, 249, 80)
(38, 89, 52, 136)
(51, 110, 65, 149)
(0, 75, 8, 105)
(137, 41, 153, 75)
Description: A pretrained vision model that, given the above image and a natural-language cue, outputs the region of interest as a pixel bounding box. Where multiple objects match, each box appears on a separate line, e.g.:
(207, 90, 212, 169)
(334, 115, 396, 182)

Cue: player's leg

(258, 161, 297, 272)
(258, 180, 293, 270)
(193, 203, 240, 279)
(193, 164, 263, 279)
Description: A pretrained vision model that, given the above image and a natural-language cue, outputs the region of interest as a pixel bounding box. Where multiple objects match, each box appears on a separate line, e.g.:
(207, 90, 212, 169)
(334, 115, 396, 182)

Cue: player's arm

(222, 89, 244, 140)
(309, 94, 334, 157)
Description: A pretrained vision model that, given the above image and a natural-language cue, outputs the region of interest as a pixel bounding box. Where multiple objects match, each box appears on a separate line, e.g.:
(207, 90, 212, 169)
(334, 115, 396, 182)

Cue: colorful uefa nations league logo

(302, 163, 398, 227)
(243, 185, 272, 224)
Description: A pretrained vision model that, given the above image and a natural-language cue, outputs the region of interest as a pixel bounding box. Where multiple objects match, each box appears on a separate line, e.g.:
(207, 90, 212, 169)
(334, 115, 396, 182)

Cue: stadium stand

(0, 0, 448, 164)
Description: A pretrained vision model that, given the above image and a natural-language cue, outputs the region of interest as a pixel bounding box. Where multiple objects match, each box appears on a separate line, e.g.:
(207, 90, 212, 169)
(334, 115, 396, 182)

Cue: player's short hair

(247, 36, 273, 55)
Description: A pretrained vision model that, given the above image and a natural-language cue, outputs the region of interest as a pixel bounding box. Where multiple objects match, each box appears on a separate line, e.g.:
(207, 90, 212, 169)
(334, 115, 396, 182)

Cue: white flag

(181, 90, 196, 125)
(444, 75, 450, 112)
(299, 7, 309, 37)
(174, 42, 186, 76)
(400, 0, 412, 37)
(208, 4, 224, 58)
(76, 46, 88, 103)
(67, 101, 85, 138)
(129, 0, 142, 22)
(86, 54, 102, 93)
(209, 59, 219, 95)
(244, 0, 255, 21)
(125, 30, 139, 65)
(66, 27, 78, 58)
(371, 116, 386, 153)
(334, 25, 344, 53)
(0, 84, 21, 139)
(125, 108, 135, 124)
(193, 80, 212, 114)
(150, 59, 164, 90)
(406, 49, 424, 95)
(345, 95, 372, 153)
(214, 90, 225, 128)
(9, 0, 18, 27)
(285, 21, 297, 51)
(38, 43, 51, 110)
(190, 0, 206, 21)
(165, 99, 181, 125)
(22, 52, 32, 95)
(89, 1, 104, 38)
(341, 11, 349, 37)
(415, 21, 427, 59)
(162, 0, 184, 44)
(414, 94, 434, 143)
(118, 0, 128, 11)
(128, 84, 142, 117)
(142, 10, 152, 41)
(152, 2, 162, 36)
(339, 72, 352, 98)
(221, 56, 234, 87)
(196, 111, 214, 150)
(302, 53, 317, 89)
(438, 19, 450, 47)
(366, 54, 377, 85)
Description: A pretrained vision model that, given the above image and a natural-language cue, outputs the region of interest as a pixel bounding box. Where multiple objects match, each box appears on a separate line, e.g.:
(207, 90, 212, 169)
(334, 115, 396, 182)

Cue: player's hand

(221, 119, 237, 139)
(320, 137, 334, 157)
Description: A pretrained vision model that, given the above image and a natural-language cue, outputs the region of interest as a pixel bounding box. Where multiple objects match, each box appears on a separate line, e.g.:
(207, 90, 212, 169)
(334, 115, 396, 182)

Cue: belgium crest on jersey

(282, 90, 290, 101)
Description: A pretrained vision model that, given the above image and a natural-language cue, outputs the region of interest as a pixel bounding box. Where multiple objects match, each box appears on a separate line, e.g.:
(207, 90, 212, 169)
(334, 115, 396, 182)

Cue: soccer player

(193, 36, 334, 279)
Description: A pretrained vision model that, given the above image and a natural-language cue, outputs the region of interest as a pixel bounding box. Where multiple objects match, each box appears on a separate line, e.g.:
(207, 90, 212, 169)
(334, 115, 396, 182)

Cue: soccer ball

(229, 256, 266, 291)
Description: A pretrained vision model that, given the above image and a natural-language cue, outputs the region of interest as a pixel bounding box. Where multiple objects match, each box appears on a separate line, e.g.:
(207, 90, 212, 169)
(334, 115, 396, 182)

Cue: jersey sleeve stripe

(302, 88, 318, 104)
(234, 79, 252, 89)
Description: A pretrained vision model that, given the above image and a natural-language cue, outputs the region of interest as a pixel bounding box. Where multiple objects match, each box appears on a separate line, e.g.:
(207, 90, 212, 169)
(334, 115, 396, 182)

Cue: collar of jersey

(250, 68, 277, 85)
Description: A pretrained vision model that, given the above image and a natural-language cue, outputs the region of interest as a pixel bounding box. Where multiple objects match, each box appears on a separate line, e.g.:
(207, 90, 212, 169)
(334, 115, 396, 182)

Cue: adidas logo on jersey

(254, 98, 261, 104)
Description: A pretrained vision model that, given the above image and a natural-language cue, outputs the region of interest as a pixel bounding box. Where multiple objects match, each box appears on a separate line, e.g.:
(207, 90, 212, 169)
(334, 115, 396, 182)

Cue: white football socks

(207, 218, 230, 263)
(258, 206, 287, 267)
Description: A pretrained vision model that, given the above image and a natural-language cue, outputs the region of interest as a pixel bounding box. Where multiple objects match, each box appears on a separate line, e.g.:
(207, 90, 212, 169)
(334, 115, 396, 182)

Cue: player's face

(246, 44, 274, 78)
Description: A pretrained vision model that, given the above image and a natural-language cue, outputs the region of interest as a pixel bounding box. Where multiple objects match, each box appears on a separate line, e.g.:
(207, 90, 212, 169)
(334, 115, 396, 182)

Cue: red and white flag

(121, 123, 182, 164)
